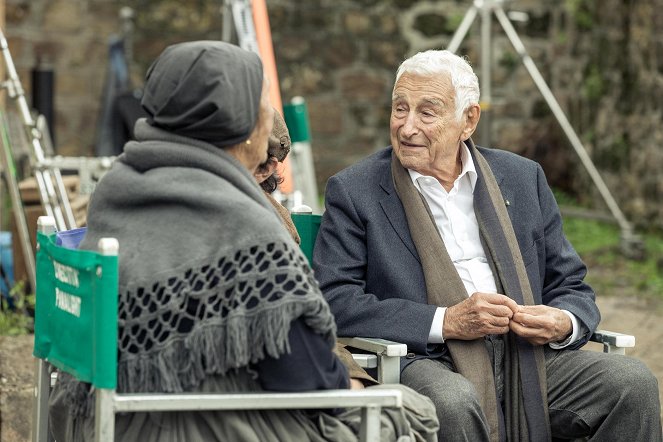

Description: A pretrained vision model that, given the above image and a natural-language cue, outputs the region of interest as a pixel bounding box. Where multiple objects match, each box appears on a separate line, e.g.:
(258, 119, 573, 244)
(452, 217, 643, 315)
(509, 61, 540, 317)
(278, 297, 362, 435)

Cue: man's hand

(510, 305, 572, 346)
(444, 292, 520, 340)
(350, 378, 366, 390)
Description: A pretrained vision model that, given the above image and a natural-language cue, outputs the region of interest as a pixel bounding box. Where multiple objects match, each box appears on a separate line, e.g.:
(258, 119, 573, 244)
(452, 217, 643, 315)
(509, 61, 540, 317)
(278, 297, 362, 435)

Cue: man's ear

(253, 157, 279, 184)
(460, 104, 481, 141)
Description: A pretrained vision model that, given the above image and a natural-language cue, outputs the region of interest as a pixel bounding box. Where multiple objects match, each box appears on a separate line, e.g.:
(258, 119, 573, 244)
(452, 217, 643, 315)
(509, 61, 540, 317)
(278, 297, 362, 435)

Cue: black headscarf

(141, 41, 264, 148)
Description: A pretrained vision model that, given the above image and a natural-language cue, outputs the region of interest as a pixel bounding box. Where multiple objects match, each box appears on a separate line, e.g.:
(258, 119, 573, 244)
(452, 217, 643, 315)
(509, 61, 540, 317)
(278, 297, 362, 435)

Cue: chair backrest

(290, 212, 321, 265)
(33, 227, 119, 389)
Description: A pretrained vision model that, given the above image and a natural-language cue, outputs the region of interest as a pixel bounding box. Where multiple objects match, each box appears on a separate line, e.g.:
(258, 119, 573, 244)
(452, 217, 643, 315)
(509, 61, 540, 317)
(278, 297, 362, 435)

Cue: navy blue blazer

(313, 146, 600, 358)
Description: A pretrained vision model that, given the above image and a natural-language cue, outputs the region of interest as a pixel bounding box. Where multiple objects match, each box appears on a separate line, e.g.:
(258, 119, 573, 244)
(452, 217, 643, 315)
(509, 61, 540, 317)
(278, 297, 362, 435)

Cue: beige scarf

(391, 140, 550, 442)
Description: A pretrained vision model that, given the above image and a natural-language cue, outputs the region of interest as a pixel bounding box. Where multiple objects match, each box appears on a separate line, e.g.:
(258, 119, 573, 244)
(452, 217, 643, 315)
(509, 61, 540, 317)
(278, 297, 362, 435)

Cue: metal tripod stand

(447, 0, 642, 257)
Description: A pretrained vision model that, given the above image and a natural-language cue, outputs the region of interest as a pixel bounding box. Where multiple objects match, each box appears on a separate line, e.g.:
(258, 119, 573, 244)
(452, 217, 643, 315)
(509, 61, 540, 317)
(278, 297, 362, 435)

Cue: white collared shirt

(409, 142, 578, 347)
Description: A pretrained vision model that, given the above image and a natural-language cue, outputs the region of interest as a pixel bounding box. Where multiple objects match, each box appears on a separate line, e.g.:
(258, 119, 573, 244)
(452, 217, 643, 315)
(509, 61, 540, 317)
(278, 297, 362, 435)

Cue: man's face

(390, 72, 468, 176)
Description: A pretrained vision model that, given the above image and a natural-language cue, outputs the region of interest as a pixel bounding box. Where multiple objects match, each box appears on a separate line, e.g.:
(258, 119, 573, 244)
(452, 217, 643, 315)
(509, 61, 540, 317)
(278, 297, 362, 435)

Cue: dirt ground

(1, 295, 662, 441)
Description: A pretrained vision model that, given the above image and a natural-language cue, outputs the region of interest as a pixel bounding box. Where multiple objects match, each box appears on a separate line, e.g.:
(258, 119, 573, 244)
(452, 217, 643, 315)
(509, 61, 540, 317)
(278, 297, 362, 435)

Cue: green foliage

(1, 181, 11, 230)
(552, 188, 580, 207)
(413, 13, 448, 38)
(0, 282, 34, 336)
(556, 31, 568, 45)
(445, 13, 466, 34)
(563, 216, 663, 299)
(594, 134, 630, 172)
(582, 66, 605, 101)
(498, 51, 518, 74)
(566, 0, 594, 31)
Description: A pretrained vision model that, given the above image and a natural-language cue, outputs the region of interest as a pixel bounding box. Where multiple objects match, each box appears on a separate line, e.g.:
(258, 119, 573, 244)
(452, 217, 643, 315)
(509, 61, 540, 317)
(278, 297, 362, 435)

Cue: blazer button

(406, 352, 416, 359)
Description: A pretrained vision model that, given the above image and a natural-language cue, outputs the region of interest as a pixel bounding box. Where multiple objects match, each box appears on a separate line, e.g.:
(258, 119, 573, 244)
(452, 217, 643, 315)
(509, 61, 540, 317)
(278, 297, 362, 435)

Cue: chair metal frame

(32, 216, 403, 442)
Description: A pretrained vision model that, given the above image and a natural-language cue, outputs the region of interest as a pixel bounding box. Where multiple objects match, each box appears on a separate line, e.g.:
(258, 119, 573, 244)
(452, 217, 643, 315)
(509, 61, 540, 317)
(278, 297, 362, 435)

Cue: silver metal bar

(31, 171, 55, 220)
(494, 7, 634, 239)
(338, 337, 407, 357)
(352, 353, 378, 369)
(37, 116, 76, 228)
(377, 354, 402, 384)
(91, 229, 121, 442)
(34, 166, 67, 230)
(339, 337, 406, 383)
(222, 0, 234, 43)
(38, 155, 114, 196)
(591, 329, 635, 355)
(31, 218, 57, 442)
(31, 359, 50, 442)
(447, 3, 479, 53)
(359, 406, 382, 442)
(119, 7, 135, 68)
(112, 389, 403, 413)
(37, 215, 57, 235)
(95, 389, 115, 442)
(231, 0, 260, 54)
(479, 0, 493, 147)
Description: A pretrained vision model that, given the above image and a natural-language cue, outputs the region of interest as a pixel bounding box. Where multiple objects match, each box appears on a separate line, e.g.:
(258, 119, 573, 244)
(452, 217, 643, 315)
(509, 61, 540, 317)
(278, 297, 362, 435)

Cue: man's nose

(401, 112, 418, 137)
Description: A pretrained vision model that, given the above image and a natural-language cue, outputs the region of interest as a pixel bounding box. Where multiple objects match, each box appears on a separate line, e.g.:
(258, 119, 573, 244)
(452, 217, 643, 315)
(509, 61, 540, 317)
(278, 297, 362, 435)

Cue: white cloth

(408, 143, 579, 347)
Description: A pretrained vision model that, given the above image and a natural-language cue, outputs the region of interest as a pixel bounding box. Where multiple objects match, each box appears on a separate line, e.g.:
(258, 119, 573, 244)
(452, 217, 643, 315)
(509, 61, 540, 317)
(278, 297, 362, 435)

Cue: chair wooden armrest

(590, 329, 635, 355)
(339, 337, 407, 384)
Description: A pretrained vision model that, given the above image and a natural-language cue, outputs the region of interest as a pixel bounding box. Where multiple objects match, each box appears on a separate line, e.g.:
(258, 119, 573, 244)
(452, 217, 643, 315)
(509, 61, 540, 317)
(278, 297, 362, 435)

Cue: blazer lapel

(473, 147, 510, 216)
(378, 163, 420, 263)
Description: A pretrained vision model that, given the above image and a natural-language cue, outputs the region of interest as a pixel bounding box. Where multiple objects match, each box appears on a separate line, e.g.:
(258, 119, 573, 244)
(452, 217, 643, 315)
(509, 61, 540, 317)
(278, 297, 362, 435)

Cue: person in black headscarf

(48, 41, 438, 442)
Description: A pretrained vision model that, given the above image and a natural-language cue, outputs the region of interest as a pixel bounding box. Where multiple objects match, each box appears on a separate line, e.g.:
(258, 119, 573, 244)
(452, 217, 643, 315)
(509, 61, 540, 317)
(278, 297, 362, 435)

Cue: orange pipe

(252, 0, 294, 193)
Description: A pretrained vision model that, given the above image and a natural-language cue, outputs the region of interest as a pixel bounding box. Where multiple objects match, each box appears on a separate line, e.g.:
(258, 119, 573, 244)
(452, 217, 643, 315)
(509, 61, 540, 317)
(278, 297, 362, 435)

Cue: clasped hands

(443, 292, 572, 346)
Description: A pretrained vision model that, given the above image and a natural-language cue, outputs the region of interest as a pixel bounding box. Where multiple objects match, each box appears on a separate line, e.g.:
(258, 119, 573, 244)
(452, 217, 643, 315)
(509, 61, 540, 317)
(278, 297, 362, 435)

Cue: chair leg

(603, 343, 626, 355)
(95, 389, 115, 442)
(378, 355, 401, 384)
(32, 359, 50, 442)
(359, 405, 381, 442)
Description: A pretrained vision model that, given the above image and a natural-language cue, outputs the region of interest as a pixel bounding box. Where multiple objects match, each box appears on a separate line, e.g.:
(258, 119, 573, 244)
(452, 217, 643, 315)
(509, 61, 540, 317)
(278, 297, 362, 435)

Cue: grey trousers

(401, 347, 662, 441)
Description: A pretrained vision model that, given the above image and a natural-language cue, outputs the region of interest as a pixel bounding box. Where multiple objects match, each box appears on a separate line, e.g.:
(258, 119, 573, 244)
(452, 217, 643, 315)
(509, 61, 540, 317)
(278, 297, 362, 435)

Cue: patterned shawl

(391, 140, 550, 442)
(61, 119, 336, 416)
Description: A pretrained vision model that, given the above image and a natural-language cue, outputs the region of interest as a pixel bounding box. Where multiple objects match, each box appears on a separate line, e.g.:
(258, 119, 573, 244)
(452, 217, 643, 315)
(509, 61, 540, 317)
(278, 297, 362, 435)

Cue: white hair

(394, 50, 480, 121)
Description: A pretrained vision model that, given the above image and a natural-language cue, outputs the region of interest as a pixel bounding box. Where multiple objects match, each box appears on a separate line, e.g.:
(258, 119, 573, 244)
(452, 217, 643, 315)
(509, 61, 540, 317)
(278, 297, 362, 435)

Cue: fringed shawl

(391, 140, 550, 442)
(62, 119, 336, 416)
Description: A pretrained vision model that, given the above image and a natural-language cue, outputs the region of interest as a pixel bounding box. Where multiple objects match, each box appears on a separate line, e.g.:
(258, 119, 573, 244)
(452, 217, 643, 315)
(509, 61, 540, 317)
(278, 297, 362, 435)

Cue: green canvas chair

(32, 216, 403, 442)
(290, 207, 636, 387)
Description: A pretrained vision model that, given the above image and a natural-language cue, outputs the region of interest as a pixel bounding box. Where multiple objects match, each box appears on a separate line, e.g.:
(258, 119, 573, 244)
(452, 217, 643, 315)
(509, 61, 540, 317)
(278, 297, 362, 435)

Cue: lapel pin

(505, 199, 510, 206)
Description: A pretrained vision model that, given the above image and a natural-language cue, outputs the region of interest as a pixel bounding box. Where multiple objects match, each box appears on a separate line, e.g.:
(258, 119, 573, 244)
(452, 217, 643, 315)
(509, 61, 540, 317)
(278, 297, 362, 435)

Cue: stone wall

(4, 0, 663, 228)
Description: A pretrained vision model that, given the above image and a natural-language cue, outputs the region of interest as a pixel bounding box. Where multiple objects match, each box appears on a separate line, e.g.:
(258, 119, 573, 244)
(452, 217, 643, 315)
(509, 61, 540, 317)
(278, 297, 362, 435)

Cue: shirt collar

(408, 141, 478, 191)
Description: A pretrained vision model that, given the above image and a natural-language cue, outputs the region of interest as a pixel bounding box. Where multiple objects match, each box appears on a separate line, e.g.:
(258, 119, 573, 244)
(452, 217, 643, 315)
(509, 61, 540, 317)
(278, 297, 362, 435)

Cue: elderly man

(313, 50, 661, 441)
